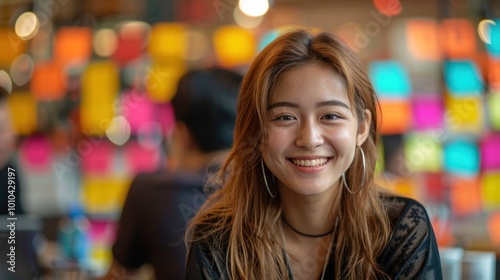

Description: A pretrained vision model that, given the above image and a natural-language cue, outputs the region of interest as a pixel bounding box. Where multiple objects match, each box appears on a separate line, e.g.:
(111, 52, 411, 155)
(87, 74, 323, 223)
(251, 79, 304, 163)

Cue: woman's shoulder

(380, 195, 431, 228)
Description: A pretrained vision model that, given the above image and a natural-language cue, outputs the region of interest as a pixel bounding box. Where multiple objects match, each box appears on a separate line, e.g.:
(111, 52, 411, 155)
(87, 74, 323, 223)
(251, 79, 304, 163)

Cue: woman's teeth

(291, 158, 328, 167)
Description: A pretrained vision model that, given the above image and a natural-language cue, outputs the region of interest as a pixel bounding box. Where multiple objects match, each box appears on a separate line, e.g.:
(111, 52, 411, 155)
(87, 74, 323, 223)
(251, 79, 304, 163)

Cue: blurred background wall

(1, 0, 500, 278)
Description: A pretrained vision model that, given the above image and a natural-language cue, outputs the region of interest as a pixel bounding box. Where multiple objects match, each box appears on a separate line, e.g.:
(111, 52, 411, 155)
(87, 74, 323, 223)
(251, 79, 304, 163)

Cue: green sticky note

(488, 93, 500, 130)
(404, 133, 442, 173)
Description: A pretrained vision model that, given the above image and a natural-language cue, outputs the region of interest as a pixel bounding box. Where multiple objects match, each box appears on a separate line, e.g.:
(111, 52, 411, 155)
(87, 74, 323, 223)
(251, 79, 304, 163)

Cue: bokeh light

(15, 12, 39, 40)
(106, 116, 131, 146)
(10, 54, 34, 87)
(94, 28, 118, 57)
(234, 6, 264, 29)
(478, 19, 496, 45)
(0, 70, 12, 93)
(239, 0, 270, 17)
(373, 0, 402, 17)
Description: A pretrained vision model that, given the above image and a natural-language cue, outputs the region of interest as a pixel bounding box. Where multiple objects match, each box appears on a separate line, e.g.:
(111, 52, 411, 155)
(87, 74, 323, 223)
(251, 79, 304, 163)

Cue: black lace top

(185, 196, 443, 279)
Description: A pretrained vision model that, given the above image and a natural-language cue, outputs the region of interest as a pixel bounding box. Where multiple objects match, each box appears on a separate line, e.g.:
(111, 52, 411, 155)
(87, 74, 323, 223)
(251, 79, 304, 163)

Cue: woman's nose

(294, 120, 324, 150)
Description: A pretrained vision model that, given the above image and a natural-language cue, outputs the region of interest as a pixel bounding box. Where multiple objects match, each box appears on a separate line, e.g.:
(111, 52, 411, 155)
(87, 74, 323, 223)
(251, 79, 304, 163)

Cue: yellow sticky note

(213, 25, 257, 67)
(404, 133, 442, 172)
(7, 92, 37, 135)
(375, 141, 385, 174)
(145, 62, 186, 102)
(80, 61, 119, 135)
(0, 28, 27, 66)
(482, 172, 500, 210)
(81, 177, 131, 214)
(445, 94, 484, 134)
(148, 23, 187, 63)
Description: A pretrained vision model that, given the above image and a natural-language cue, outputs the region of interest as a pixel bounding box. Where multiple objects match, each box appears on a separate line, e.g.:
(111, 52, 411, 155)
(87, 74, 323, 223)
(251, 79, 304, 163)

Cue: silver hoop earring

(261, 159, 276, 198)
(342, 145, 366, 194)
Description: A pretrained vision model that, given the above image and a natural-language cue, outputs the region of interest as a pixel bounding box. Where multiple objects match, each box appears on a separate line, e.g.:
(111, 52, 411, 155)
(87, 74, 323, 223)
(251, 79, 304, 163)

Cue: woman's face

(261, 62, 370, 197)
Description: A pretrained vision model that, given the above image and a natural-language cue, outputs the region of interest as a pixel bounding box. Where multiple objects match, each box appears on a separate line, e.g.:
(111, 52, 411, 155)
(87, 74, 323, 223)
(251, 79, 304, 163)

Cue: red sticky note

(123, 141, 161, 174)
(406, 19, 441, 61)
(440, 19, 476, 59)
(81, 140, 115, 175)
(481, 134, 500, 170)
(19, 135, 52, 169)
(412, 94, 444, 130)
(31, 62, 66, 100)
(450, 177, 482, 216)
(488, 58, 500, 91)
(424, 172, 445, 202)
(113, 23, 148, 65)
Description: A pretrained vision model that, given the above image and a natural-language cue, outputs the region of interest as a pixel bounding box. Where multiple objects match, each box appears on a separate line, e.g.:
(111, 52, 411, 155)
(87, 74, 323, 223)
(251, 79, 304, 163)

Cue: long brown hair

(186, 28, 392, 280)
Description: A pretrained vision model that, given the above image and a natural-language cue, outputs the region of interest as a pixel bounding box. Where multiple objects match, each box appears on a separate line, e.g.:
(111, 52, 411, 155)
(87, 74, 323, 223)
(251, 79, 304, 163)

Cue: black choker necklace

(282, 216, 335, 238)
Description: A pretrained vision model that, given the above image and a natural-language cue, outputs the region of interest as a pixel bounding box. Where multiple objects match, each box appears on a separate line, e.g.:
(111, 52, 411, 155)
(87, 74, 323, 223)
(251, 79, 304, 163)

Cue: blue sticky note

(369, 61, 411, 99)
(258, 30, 280, 52)
(444, 140, 480, 176)
(486, 18, 500, 58)
(443, 60, 484, 96)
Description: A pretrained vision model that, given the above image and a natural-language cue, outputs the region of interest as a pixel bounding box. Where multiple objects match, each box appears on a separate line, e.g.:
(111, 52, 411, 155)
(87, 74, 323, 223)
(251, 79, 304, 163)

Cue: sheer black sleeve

(378, 196, 443, 279)
(185, 241, 229, 280)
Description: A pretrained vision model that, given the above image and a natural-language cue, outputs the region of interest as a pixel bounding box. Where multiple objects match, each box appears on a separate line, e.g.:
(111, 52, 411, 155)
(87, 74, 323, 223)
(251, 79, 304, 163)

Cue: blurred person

(185, 29, 442, 279)
(101, 66, 243, 280)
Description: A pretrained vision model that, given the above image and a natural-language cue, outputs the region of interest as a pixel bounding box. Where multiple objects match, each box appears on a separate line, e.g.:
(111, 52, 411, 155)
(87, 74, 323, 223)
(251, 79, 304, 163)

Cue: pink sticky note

(155, 102, 176, 136)
(412, 94, 444, 130)
(88, 219, 117, 244)
(122, 90, 155, 134)
(481, 134, 500, 170)
(19, 135, 52, 169)
(81, 140, 114, 175)
(123, 140, 161, 174)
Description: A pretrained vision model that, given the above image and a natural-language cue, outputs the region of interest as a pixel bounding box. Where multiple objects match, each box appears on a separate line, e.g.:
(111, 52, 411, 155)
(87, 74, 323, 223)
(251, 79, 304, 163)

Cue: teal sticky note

(369, 61, 411, 99)
(258, 30, 280, 52)
(404, 133, 442, 172)
(486, 18, 500, 58)
(444, 140, 480, 176)
(443, 60, 484, 96)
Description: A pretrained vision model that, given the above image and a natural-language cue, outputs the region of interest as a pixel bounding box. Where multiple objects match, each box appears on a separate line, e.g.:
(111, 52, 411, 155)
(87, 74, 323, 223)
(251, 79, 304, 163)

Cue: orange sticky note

(406, 19, 441, 61)
(450, 177, 482, 216)
(487, 58, 500, 90)
(81, 177, 131, 214)
(7, 92, 37, 135)
(440, 19, 476, 59)
(0, 28, 27, 66)
(482, 172, 500, 209)
(213, 25, 257, 67)
(378, 100, 412, 135)
(54, 27, 93, 67)
(487, 212, 500, 245)
(31, 62, 66, 100)
(445, 94, 484, 134)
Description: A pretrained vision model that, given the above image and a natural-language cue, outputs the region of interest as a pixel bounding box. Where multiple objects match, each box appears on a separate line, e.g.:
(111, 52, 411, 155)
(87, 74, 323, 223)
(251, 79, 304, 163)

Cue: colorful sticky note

(112, 23, 148, 65)
(213, 25, 257, 67)
(80, 61, 119, 136)
(487, 93, 500, 130)
(445, 94, 484, 134)
(0, 28, 27, 66)
(404, 133, 442, 173)
(488, 58, 500, 90)
(444, 140, 480, 176)
(482, 172, 500, 209)
(81, 140, 115, 175)
(440, 19, 476, 59)
(378, 100, 412, 135)
(88, 220, 116, 245)
(30, 62, 66, 100)
(145, 62, 186, 102)
(424, 172, 445, 202)
(123, 141, 161, 174)
(450, 177, 482, 216)
(486, 18, 500, 58)
(481, 134, 500, 170)
(443, 61, 484, 96)
(155, 102, 175, 136)
(7, 92, 37, 135)
(148, 23, 187, 63)
(54, 27, 92, 67)
(487, 212, 500, 245)
(405, 19, 441, 61)
(369, 61, 411, 98)
(81, 177, 131, 214)
(258, 30, 280, 52)
(411, 94, 444, 130)
(19, 136, 52, 169)
(122, 90, 154, 134)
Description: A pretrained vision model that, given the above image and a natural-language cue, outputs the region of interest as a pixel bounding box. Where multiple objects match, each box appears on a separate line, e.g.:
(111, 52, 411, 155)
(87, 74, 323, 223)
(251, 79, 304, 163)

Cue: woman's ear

(356, 109, 371, 146)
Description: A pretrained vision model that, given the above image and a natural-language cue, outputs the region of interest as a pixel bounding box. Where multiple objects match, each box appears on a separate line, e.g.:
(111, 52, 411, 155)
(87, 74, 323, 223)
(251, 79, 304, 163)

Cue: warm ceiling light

(15, 12, 40, 40)
(239, 0, 269, 17)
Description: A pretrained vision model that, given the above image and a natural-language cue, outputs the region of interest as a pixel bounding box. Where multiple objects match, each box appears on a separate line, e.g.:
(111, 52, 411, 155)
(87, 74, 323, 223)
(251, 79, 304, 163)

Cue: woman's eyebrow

(316, 100, 350, 110)
(267, 101, 299, 110)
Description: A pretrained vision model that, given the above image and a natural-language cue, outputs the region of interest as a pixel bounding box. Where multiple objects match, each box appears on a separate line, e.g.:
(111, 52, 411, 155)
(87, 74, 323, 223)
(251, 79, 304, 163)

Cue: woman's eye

(273, 115, 295, 121)
(323, 114, 340, 120)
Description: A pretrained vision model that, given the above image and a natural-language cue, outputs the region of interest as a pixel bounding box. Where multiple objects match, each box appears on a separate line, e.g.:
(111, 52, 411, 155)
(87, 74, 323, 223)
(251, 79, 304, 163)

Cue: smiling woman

(185, 28, 443, 280)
